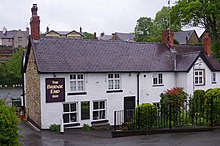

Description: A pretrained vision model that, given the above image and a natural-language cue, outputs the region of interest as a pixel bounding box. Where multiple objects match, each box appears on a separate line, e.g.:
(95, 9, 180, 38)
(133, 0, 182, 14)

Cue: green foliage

(0, 48, 24, 86)
(0, 99, 20, 146)
(49, 124, 60, 132)
(134, 7, 181, 42)
(83, 32, 94, 39)
(160, 87, 188, 126)
(133, 103, 158, 130)
(82, 124, 91, 131)
(204, 88, 220, 125)
(171, 0, 220, 41)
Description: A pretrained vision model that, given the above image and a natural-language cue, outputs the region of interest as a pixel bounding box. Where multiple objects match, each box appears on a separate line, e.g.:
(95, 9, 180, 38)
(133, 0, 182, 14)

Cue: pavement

(19, 120, 220, 146)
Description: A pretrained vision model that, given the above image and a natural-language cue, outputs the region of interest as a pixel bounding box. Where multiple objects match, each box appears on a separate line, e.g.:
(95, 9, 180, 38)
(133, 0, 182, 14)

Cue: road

(19, 120, 220, 146)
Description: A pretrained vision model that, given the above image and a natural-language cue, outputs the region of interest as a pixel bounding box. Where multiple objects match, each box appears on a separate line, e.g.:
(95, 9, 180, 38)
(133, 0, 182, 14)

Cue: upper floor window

(194, 70, 205, 85)
(70, 74, 84, 92)
(108, 73, 120, 90)
(212, 72, 216, 84)
(18, 37, 22, 42)
(153, 73, 163, 86)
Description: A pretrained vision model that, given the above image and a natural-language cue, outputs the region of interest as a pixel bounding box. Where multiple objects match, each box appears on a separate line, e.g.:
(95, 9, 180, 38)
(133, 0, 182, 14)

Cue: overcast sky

(0, 0, 203, 36)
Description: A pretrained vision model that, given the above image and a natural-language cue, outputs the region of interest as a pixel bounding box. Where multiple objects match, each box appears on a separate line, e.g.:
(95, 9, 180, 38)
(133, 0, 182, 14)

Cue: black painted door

(124, 96, 135, 122)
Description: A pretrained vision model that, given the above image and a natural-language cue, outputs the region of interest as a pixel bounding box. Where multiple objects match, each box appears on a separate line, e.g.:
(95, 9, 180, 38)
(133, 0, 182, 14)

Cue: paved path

(19, 120, 220, 146)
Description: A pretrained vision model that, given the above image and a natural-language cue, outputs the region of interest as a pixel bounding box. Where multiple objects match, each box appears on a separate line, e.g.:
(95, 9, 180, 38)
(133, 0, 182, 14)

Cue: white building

(23, 4, 220, 130)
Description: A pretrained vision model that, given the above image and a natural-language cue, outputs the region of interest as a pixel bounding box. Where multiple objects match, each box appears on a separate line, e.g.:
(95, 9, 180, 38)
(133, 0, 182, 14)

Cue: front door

(124, 96, 135, 122)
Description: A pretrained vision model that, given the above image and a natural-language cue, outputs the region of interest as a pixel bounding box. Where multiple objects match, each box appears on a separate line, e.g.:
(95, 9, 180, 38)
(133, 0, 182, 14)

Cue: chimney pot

(30, 4, 40, 40)
(93, 32, 97, 39)
(80, 27, 82, 34)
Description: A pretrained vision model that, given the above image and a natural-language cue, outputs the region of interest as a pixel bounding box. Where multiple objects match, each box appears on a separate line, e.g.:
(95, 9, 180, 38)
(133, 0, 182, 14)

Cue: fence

(113, 96, 220, 131)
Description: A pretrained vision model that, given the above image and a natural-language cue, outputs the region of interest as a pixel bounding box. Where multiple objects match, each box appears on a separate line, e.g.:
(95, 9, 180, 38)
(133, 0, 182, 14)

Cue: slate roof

(115, 32, 135, 42)
(174, 30, 197, 44)
(98, 35, 112, 41)
(0, 30, 29, 39)
(29, 37, 220, 73)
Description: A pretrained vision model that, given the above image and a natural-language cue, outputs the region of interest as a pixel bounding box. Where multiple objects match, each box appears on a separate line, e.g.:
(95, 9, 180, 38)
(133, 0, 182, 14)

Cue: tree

(83, 32, 94, 39)
(134, 7, 181, 42)
(0, 100, 20, 145)
(154, 7, 181, 33)
(171, 0, 220, 41)
(2, 48, 24, 86)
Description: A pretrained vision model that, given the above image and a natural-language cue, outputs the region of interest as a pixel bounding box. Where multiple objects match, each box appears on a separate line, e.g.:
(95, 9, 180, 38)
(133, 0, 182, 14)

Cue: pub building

(23, 4, 220, 130)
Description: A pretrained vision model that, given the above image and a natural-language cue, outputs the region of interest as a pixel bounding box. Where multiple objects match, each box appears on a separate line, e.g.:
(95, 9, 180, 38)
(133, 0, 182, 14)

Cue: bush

(49, 124, 60, 132)
(204, 88, 220, 125)
(189, 90, 206, 125)
(160, 87, 188, 126)
(0, 100, 20, 146)
(133, 103, 158, 130)
(82, 124, 91, 131)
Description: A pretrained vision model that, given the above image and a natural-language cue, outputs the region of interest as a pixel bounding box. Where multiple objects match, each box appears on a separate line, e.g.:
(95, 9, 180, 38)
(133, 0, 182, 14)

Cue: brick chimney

(30, 4, 40, 40)
(203, 32, 212, 56)
(162, 30, 174, 48)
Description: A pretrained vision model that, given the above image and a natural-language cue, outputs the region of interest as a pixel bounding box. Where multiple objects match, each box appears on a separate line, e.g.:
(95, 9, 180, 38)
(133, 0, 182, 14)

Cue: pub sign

(46, 78, 65, 103)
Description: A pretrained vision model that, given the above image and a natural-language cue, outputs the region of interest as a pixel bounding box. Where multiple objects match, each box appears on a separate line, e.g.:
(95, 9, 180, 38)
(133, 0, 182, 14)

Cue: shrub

(133, 103, 158, 130)
(204, 88, 220, 125)
(49, 124, 60, 132)
(160, 87, 188, 126)
(189, 90, 206, 125)
(82, 124, 91, 131)
(0, 99, 20, 146)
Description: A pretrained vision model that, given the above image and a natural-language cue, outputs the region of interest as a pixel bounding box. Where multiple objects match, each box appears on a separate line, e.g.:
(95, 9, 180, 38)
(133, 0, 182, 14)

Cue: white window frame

(92, 100, 106, 121)
(194, 70, 205, 85)
(63, 102, 78, 124)
(107, 73, 120, 90)
(153, 73, 163, 86)
(211, 72, 216, 84)
(70, 74, 84, 92)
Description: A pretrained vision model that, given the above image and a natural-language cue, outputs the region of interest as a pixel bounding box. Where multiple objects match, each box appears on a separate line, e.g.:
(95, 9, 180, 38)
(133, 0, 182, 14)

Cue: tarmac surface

(19, 120, 220, 146)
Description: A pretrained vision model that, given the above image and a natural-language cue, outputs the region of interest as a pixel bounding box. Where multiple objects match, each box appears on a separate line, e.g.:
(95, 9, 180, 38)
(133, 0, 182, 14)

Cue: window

(18, 37, 22, 42)
(153, 73, 163, 85)
(194, 70, 205, 85)
(70, 74, 84, 92)
(63, 103, 78, 124)
(81, 101, 90, 120)
(108, 73, 120, 90)
(93, 101, 106, 120)
(212, 72, 216, 84)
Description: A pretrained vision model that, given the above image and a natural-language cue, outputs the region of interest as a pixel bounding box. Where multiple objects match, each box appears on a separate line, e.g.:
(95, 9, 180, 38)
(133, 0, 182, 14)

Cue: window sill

(194, 84, 205, 86)
(152, 84, 164, 87)
(106, 90, 123, 93)
(91, 120, 109, 124)
(64, 123, 80, 127)
(67, 92, 87, 95)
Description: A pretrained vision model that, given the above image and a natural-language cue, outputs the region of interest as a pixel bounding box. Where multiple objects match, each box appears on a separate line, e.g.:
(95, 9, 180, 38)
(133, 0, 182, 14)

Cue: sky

(0, 0, 204, 36)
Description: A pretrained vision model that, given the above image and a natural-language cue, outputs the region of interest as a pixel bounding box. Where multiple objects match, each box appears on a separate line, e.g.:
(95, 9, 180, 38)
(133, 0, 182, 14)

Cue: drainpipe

(137, 72, 140, 130)
(137, 73, 140, 106)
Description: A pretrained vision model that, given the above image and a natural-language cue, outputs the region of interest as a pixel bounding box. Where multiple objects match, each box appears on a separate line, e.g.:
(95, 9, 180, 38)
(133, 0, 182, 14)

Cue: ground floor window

(63, 102, 78, 124)
(93, 100, 106, 120)
(81, 101, 90, 120)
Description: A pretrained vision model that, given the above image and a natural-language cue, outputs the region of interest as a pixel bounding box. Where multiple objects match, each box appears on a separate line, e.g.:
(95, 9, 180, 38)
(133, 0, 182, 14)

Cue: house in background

(174, 30, 200, 45)
(44, 26, 84, 39)
(98, 32, 135, 42)
(23, 4, 220, 130)
(0, 27, 29, 48)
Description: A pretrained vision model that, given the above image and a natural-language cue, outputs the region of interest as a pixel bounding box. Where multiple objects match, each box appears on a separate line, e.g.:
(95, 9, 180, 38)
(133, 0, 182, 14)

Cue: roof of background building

(114, 32, 135, 42)
(0, 30, 29, 39)
(29, 37, 220, 73)
(174, 30, 197, 44)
